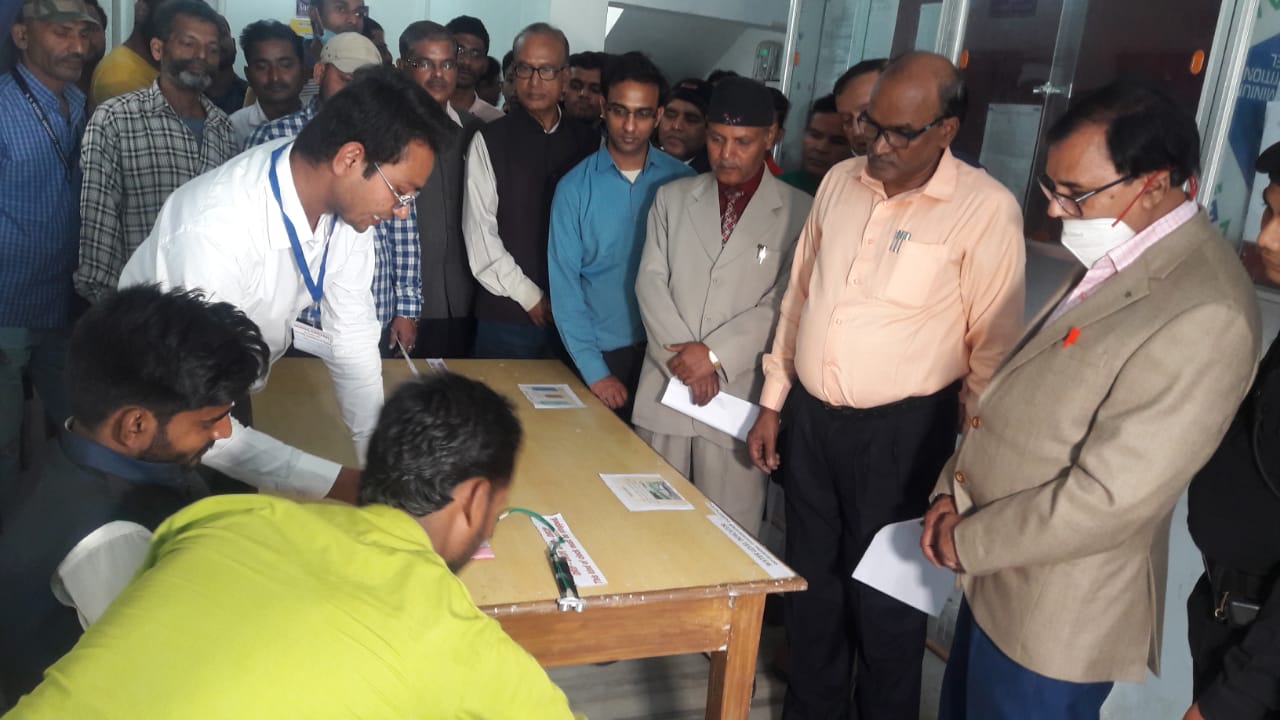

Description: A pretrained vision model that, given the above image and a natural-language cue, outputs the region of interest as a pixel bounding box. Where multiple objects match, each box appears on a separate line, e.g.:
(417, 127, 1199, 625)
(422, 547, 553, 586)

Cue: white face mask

(1059, 217, 1136, 268)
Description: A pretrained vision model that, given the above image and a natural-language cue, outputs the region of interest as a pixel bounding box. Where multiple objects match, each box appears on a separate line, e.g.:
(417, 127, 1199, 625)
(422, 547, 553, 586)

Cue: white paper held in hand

(851, 518, 955, 617)
(660, 377, 760, 442)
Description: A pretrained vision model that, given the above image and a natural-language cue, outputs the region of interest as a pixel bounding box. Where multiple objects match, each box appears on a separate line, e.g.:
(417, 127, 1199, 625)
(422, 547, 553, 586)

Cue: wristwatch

(707, 348, 722, 372)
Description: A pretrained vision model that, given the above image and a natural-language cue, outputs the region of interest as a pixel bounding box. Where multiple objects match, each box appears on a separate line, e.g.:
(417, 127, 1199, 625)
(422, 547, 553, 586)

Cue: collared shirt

(717, 166, 765, 235)
(1047, 199, 1199, 323)
(118, 139, 383, 497)
(463, 106, 570, 312)
(468, 94, 505, 123)
(75, 80, 236, 304)
(246, 96, 319, 147)
(206, 74, 249, 116)
(0, 426, 205, 703)
(549, 144, 695, 384)
(0, 64, 85, 327)
(760, 150, 1026, 415)
(88, 45, 156, 107)
(228, 100, 268, 148)
(7, 494, 579, 720)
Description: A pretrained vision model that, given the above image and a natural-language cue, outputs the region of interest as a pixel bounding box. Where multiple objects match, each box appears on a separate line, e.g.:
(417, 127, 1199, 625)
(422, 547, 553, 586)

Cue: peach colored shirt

(759, 150, 1026, 415)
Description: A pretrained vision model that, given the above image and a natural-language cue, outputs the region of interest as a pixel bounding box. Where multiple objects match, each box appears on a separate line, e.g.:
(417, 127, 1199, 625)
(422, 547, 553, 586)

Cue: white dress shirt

(119, 138, 384, 498)
(228, 101, 268, 149)
(461, 108, 562, 312)
(468, 95, 505, 123)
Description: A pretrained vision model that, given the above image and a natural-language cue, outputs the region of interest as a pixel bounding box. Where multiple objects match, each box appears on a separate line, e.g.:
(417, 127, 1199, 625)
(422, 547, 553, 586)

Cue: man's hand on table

(589, 375, 628, 409)
(747, 408, 781, 473)
(326, 466, 362, 503)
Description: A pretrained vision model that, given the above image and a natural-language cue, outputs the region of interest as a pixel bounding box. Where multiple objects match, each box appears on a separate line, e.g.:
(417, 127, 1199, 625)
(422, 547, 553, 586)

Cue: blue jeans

(940, 599, 1113, 720)
(473, 320, 562, 360)
(0, 327, 70, 511)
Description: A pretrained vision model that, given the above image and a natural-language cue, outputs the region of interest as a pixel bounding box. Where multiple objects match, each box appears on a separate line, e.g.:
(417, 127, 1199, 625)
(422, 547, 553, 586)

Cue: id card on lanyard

(270, 143, 338, 361)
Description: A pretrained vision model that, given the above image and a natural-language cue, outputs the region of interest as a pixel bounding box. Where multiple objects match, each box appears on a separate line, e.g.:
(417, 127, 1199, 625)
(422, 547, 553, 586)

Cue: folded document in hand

(660, 378, 761, 442)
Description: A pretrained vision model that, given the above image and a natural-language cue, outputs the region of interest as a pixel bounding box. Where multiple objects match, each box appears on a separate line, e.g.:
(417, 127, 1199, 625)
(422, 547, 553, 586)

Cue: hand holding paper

(660, 377, 760, 442)
(852, 518, 955, 616)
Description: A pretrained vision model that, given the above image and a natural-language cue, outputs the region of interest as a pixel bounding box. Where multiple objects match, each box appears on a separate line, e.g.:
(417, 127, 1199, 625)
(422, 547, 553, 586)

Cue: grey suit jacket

(633, 171, 812, 448)
(417, 109, 484, 320)
(934, 210, 1261, 683)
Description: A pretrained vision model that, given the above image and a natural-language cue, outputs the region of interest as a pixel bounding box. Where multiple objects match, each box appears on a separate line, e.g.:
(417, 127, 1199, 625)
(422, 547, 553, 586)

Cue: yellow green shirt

(6, 495, 579, 719)
(89, 45, 157, 107)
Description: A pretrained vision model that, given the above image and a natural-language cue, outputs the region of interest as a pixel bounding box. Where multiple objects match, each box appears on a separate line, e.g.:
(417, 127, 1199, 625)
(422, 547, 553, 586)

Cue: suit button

(970, 416, 981, 429)
(954, 470, 966, 485)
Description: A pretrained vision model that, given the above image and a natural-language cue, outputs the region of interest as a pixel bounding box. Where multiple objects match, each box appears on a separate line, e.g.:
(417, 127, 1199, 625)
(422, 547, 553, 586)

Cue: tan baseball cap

(318, 32, 382, 74)
(21, 0, 100, 25)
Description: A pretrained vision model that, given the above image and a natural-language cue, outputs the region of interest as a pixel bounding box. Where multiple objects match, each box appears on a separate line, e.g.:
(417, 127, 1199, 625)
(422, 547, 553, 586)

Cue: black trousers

(410, 317, 476, 360)
(601, 342, 645, 424)
(782, 382, 959, 720)
(1187, 573, 1280, 718)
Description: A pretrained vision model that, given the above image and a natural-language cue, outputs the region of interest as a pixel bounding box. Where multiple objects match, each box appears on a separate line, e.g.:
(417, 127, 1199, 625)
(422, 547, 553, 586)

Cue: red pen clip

(1062, 327, 1081, 348)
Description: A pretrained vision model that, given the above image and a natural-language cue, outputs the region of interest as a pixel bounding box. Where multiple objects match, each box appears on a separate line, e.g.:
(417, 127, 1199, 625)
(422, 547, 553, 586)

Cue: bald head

(875, 51, 966, 123)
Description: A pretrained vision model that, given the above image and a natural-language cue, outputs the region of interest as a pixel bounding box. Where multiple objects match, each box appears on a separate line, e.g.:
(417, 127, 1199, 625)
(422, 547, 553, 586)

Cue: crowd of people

(1, 0, 1278, 718)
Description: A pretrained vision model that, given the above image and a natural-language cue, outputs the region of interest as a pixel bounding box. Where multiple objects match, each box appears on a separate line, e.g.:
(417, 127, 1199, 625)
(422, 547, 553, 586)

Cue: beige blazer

(934, 211, 1261, 683)
(633, 171, 812, 448)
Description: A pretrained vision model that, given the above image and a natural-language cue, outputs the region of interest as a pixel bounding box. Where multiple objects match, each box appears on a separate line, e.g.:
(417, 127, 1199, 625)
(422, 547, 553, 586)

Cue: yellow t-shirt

(8, 495, 580, 719)
(89, 45, 158, 107)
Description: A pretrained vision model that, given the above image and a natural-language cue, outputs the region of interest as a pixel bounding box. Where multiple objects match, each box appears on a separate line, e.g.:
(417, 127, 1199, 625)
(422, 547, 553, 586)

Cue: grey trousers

(636, 428, 766, 536)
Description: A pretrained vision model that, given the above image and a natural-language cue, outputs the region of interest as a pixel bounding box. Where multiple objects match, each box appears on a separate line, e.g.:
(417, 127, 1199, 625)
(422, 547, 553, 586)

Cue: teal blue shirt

(549, 144, 694, 384)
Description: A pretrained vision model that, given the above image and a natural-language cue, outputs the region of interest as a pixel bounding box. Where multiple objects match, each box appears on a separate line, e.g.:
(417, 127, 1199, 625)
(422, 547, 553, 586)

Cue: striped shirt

(75, 80, 236, 304)
(0, 65, 85, 327)
(1048, 200, 1200, 322)
(245, 98, 421, 327)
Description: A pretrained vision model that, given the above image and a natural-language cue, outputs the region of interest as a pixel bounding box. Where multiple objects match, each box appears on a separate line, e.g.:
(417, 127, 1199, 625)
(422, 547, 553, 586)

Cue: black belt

(817, 380, 961, 419)
(1204, 556, 1275, 627)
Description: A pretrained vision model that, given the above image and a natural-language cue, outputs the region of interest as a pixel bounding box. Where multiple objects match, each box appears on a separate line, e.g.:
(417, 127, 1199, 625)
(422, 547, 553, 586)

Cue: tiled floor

(547, 625, 947, 720)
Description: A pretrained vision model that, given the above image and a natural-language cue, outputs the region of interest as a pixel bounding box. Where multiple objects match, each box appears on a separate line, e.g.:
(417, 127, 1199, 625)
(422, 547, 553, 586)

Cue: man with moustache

(635, 76, 812, 534)
(227, 20, 305, 148)
(565, 51, 606, 130)
(549, 52, 693, 420)
(74, 0, 236, 305)
(119, 67, 450, 504)
(0, 286, 269, 708)
(75, 0, 105, 102)
(747, 52, 1024, 718)
(833, 57, 886, 157)
(656, 77, 711, 173)
(395, 21, 483, 358)
(778, 94, 849, 195)
(204, 13, 247, 115)
(0, 0, 98, 516)
(447, 15, 504, 123)
(463, 23, 597, 359)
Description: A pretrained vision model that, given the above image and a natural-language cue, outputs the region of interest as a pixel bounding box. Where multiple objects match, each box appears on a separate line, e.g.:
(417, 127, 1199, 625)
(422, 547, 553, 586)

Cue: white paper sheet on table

(852, 518, 955, 617)
(660, 378, 760, 442)
(518, 383, 586, 409)
(600, 473, 694, 511)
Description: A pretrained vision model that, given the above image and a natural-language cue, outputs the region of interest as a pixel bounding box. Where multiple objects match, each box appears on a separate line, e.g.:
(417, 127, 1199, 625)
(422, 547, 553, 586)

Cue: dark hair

(445, 15, 489, 51)
(806, 94, 838, 127)
(706, 68, 739, 85)
(480, 55, 501, 84)
(833, 58, 887, 96)
(239, 20, 303, 65)
(513, 22, 569, 65)
(146, 0, 219, 45)
(84, 0, 108, 28)
(1047, 80, 1201, 186)
(770, 87, 791, 129)
(359, 374, 523, 515)
(601, 51, 667, 106)
(569, 50, 606, 72)
(294, 65, 457, 176)
(501, 49, 515, 74)
(68, 286, 269, 428)
(361, 16, 383, 37)
(398, 20, 453, 58)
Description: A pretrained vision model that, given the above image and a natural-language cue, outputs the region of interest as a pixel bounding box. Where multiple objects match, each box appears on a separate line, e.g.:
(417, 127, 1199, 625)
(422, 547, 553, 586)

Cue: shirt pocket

(879, 240, 950, 308)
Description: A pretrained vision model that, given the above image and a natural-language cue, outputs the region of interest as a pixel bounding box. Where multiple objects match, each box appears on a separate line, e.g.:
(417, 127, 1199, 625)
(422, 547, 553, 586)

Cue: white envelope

(660, 377, 761, 442)
(852, 518, 956, 617)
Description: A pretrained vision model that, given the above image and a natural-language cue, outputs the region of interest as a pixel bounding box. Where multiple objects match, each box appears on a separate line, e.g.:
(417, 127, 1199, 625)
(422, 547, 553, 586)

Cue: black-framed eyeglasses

(405, 57, 456, 73)
(1037, 173, 1133, 217)
(856, 111, 948, 149)
(605, 103, 657, 121)
(373, 163, 418, 209)
(513, 63, 565, 81)
(457, 46, 486, 60)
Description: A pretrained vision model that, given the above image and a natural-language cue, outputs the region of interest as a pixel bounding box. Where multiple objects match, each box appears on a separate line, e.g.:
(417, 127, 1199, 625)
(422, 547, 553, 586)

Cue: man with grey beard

(74, 0, 236, 304)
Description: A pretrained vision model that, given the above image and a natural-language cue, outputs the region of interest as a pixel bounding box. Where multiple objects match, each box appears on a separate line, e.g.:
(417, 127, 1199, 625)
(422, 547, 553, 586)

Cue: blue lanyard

(268, 143, 331, 305)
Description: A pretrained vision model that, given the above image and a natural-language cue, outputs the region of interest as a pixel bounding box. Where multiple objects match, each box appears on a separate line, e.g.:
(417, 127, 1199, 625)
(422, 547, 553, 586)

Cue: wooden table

(254, 358, 806, 719)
